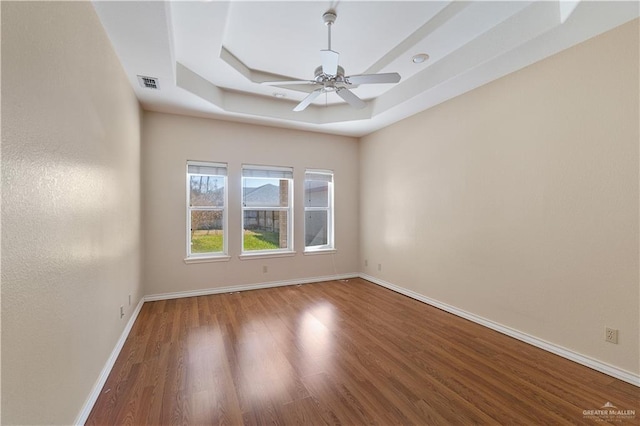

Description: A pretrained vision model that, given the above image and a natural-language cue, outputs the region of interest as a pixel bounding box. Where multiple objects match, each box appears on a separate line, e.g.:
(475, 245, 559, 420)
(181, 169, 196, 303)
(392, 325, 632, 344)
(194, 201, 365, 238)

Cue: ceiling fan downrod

(323, 11, 337, 51)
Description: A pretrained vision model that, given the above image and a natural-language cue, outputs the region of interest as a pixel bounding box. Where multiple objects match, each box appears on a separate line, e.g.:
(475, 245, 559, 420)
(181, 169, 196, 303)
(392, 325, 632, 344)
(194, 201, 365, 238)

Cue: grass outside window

(242, 230, 280, 250)
(191, 230, 280, 253)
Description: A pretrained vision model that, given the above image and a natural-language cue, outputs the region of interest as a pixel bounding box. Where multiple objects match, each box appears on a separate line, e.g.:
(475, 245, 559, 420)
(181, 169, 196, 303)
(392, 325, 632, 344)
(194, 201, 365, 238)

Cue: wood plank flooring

(87, 278, 639, 425)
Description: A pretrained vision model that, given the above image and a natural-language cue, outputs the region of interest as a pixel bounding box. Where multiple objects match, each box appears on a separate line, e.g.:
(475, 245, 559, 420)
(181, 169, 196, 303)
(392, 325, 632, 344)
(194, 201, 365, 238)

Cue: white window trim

(238, 251, 297, 260)
(186, 161, 228, 260)
(241, 165, 295, 255)
(304, 169, 334, 252)
(184, 255, 231, 264)
(303, 248, 337, 256)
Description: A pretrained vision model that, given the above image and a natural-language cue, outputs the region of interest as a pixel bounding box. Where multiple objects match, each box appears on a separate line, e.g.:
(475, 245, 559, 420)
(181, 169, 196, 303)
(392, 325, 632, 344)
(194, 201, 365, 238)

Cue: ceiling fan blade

(346, 72, 401, 85)
(336, 88, 366, 109)
(293, 89, 323, 112)
(320, 49, 339, 76)
(261, 80, 316, 86)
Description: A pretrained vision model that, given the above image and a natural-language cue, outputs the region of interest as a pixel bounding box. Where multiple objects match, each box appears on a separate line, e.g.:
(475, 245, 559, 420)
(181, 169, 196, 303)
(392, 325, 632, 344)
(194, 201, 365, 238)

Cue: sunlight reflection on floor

(298, 303, 335, 376)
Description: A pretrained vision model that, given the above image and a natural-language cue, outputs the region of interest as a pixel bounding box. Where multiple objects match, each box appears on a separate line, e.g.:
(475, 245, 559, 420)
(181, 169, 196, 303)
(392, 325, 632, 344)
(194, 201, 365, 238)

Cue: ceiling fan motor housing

(315, 65, 345, 81)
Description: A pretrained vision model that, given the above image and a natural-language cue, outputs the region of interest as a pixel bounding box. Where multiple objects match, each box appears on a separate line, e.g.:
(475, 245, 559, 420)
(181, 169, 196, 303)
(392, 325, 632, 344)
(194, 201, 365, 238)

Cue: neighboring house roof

(244, 184, 280, 207)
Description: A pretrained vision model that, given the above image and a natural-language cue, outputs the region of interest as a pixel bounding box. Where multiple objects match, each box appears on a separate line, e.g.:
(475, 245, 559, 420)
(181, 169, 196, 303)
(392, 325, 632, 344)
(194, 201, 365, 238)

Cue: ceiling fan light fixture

(411, 53, 430, 64)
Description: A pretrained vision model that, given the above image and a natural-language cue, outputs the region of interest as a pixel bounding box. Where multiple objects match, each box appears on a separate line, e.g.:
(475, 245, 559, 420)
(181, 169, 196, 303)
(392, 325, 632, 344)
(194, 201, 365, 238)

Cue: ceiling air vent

(137, 75, 159, 90)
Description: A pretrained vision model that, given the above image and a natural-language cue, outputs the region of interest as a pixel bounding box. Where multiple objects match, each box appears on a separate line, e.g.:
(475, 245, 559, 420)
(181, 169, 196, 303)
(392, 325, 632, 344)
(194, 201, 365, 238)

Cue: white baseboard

(360, 273, 640, 387)
(144, 273, 359, 302)
(74, 297, 145, 425)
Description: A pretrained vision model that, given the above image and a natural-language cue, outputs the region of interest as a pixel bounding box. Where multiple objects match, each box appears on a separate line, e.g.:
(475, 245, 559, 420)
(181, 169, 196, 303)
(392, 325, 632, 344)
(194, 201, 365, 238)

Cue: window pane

(305, 210, 328, 247)
(190, 210, 223, 253)
(189, 175, 225, 207)
(243, 210, 288, 250)
(243, 178, 289, 207)
(305, 180, 329, 207)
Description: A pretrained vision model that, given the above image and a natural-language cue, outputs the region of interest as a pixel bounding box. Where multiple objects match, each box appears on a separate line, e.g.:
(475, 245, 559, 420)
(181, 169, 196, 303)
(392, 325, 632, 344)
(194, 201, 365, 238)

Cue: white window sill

(239, 251, 297, 260)
(304, 248, 337, 255)
(184, 255, 231, 264)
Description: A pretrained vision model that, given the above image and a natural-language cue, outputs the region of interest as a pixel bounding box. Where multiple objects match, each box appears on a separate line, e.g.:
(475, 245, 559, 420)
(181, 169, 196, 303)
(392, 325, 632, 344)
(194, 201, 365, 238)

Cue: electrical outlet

(377, 263, 382, 271)
(605, 327, 618, 344)
(364, 259, 368, 267)
(263, 265, 268, 273)
(120, 306, 125, 319)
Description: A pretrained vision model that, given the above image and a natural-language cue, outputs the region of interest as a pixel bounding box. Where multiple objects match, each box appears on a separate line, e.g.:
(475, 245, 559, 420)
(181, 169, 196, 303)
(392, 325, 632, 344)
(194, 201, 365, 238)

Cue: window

(187, 161, 227, 259)
(242, 165, 293, 253)
(304, 170, 334, 251)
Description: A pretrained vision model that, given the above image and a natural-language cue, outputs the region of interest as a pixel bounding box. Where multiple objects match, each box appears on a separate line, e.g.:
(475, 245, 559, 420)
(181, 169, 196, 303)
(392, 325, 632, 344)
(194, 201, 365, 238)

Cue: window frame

(185, 161, 229, 262)
(241, 164, 295, 256)
(304, 169, 335, 253)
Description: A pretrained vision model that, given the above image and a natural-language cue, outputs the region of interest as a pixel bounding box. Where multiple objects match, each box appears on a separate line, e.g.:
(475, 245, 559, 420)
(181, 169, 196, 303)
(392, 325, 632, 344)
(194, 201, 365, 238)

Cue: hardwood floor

(87, 278, 639, 425)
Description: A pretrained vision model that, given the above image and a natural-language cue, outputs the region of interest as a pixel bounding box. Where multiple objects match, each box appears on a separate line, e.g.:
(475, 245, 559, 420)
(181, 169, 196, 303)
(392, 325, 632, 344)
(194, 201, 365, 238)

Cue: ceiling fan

(262, 10, 401, 112)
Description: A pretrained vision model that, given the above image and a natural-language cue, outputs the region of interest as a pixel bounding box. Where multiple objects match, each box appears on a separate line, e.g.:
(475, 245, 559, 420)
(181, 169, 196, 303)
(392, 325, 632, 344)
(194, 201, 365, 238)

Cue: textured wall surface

(1, 2, 142, 424)
(360, 19, 639, 374)
(142, 112, 359, 296)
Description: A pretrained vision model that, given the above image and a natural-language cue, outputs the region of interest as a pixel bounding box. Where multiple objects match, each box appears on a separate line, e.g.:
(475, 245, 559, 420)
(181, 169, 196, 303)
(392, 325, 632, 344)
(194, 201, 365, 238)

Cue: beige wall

(142, 112, 359, 295)
(1, 2, 142, 424)
(360, 19, 639, 374)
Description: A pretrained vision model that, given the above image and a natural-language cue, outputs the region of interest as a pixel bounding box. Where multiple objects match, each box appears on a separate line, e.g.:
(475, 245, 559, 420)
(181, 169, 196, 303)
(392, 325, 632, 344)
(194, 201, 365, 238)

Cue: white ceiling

(92, 1, 639, 137)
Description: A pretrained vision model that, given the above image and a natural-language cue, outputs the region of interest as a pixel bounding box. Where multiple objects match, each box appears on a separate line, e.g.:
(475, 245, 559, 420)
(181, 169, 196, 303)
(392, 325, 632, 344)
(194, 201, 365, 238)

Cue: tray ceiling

(92, 1, 639, 136)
